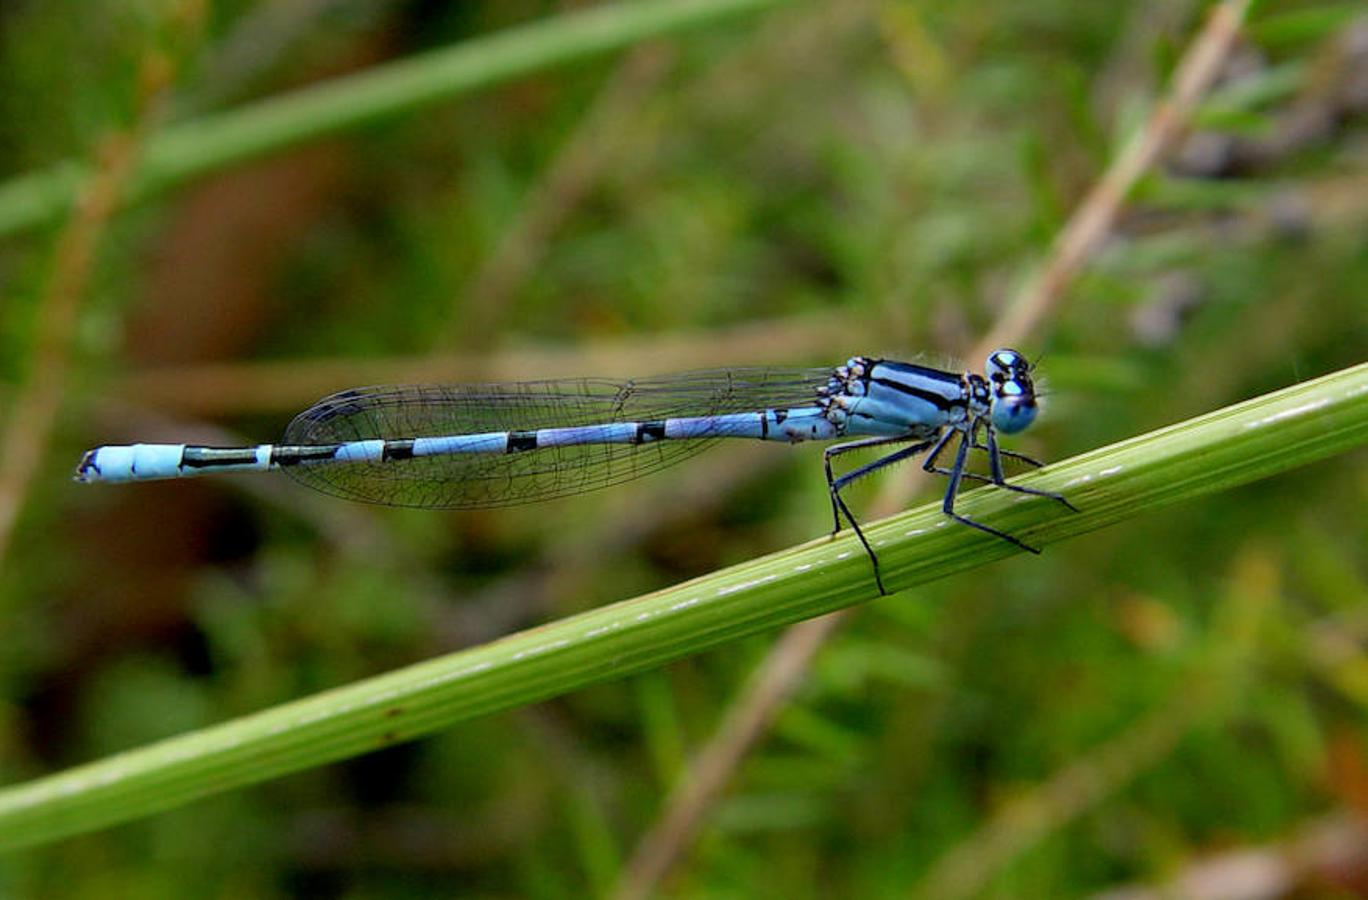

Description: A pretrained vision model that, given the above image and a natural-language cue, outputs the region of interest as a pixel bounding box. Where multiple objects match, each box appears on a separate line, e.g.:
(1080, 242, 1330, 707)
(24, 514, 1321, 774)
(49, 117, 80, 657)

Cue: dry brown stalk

(0, 1, 208, 566)
(612, 2, 1253, 896)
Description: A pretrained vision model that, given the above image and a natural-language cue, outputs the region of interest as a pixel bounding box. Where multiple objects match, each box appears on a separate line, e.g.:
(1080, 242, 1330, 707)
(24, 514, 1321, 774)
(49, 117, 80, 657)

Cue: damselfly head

(985, 348, 1038, 434)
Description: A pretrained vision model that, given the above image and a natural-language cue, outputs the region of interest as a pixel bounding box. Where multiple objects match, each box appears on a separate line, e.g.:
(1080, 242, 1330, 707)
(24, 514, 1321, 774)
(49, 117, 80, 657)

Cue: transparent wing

(280, 367, 833, 508)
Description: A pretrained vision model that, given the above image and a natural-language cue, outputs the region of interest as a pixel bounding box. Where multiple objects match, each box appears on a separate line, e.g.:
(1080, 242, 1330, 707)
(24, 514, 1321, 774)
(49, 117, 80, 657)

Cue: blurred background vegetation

(0, 0, 1365, 896)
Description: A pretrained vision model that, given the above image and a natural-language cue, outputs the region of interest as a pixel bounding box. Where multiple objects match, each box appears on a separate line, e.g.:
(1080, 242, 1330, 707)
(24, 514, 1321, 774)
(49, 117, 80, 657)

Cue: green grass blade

(0, 361, 1364, 850)
(0, 0, 792, 238)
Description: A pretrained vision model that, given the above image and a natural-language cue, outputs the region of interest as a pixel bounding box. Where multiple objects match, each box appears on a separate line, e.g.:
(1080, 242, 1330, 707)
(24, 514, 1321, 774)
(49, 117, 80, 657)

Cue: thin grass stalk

(0, 0, 792, 238)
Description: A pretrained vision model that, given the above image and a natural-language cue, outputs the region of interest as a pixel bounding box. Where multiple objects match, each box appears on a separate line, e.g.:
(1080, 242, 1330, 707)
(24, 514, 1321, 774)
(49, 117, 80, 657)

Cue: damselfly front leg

(982, 427, 1078, 512)
(950, 433, 1077, 513)
(933, 427, 1043, 554)
(928, 432, 1048, 485)
(972, 442, 1046, 469)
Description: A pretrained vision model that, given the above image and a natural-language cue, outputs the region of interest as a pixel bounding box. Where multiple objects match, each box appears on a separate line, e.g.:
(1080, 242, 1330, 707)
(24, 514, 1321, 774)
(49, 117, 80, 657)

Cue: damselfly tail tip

(74, 449, 100, 483)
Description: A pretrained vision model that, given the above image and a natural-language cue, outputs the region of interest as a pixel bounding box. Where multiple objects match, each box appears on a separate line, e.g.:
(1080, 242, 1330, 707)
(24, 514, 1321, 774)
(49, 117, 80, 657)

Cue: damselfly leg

(982, 428, 1079, 512)
(824, 435, 929, 532)
(824, 435, 938, 595)
(931, 428, 1043, 554)
(926, 424, 1078, 552)
(973, 443, 1046, 468)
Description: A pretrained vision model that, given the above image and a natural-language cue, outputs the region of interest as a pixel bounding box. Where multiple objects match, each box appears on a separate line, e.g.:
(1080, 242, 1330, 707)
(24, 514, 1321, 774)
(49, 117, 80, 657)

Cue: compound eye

(986, 348, 1027, 378)
(992, 396, 1037, 434)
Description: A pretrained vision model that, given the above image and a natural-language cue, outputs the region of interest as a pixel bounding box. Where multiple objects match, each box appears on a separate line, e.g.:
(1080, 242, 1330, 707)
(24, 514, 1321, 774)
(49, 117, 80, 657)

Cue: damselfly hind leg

(823, 435, 925, 534)
(824, 435, 938, 596)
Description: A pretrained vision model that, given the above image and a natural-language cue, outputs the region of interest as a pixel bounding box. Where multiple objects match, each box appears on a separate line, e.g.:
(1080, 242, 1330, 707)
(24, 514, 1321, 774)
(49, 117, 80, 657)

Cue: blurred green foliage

(0, 0, 1365, 897)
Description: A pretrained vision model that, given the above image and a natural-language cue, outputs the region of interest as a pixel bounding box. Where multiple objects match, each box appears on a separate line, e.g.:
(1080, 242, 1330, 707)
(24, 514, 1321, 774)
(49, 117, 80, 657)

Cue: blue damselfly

(76, 349, 1075, 594)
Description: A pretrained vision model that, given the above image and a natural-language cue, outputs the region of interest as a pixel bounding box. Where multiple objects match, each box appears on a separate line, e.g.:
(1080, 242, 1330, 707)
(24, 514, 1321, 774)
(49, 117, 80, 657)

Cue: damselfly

(76, 349, 1075, 594)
